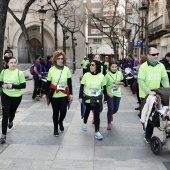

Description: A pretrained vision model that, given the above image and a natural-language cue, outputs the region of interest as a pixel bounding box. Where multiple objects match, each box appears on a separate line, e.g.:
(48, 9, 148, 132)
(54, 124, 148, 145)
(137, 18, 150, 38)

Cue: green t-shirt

(81, 60, 89, 69)
(81, 72, 106, 103)
(0, 69, 26, 97)
(104, 61, 109, 72)
(138, 61, 168, 98)
(105, 71, 123, 97)
(47, 66, 71, 98)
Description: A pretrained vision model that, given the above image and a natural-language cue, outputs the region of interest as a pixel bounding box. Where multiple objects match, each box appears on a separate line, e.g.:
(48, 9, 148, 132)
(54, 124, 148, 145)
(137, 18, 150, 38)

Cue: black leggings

(50, 96, 68, 131)
(136, 83, 141, 104)
(32, 78, 41, 99)
(84, 103, 100, 132)
(1, 92, 22, 135)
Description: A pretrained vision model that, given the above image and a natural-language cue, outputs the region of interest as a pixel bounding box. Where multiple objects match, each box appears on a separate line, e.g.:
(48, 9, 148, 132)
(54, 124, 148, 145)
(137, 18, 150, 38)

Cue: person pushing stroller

(138, 47, 169, 143)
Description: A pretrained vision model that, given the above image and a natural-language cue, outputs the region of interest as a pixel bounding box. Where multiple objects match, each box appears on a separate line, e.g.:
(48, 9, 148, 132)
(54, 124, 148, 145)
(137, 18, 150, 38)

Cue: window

(93, 39, 102, 44)
(91, 29, 101, 34)
(91, 0, 102, 3)
(103, 27, 110, 32)
(91, 18, 100, 24)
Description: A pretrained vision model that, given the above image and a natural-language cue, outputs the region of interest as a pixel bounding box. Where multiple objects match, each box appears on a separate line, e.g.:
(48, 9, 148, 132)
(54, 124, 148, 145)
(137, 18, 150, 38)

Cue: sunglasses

(90, 64, 95, 67)
(149, 53, 159, 56)
(57, 58, 64, 60)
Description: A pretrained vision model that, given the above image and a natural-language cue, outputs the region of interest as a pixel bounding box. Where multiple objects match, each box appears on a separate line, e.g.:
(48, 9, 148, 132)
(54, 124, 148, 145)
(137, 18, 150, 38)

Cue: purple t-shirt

(33, 61, 42, 78)
(134, 60, 140, 67)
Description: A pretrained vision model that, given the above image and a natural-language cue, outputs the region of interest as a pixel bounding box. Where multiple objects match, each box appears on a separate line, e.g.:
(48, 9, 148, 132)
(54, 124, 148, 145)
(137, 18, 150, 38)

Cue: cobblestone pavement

(0, 69, 170, 170)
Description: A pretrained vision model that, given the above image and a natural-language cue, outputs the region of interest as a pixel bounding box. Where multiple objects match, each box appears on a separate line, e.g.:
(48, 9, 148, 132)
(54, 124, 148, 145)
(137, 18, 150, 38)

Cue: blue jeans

(145, 122, 154, 138)
(107, 95, 121, 124)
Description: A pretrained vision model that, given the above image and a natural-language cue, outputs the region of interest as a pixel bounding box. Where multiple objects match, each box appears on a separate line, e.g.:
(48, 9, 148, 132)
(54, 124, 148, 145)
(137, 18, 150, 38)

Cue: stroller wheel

(150, 136, 162, 155)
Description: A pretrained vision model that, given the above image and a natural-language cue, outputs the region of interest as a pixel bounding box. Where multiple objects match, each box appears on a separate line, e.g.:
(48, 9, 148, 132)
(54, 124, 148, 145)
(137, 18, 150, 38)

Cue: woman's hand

(2, 84, 8, 89)
(2, 84, 12, 89)
(114, 81, 119, 85)
(149, 91, 156, 96)
(79, 98, 82, 103)
(69, 95, 73, 101)
(7, 84, 12, 89)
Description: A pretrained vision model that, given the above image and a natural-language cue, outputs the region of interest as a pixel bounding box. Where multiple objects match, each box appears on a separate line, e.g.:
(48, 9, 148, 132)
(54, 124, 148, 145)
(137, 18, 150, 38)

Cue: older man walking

(138, 47, 169, 143)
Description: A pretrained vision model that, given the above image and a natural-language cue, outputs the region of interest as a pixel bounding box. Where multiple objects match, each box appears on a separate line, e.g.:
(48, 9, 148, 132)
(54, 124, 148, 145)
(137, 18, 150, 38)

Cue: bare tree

(59, 1, 85, 74)
(8, 0, 36, 63)
(89, 0, 121, 59)
(125, 0, 140, 54)
(0, 0, 10, 71)
(47, 0, 73, 50)
(88, 0, 141, 58)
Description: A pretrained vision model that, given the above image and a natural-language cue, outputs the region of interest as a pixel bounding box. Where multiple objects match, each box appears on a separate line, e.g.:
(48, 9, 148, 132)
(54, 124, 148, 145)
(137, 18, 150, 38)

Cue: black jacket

(160, 58, 170, 81)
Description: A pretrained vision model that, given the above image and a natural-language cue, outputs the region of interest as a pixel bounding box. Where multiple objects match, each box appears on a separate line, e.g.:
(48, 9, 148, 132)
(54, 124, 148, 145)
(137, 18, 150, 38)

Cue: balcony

(148, 14, 170, 40)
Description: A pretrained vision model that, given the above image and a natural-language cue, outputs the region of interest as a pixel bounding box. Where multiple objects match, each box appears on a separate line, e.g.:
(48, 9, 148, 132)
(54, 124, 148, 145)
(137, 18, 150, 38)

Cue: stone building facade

(4, 0, 86, 69)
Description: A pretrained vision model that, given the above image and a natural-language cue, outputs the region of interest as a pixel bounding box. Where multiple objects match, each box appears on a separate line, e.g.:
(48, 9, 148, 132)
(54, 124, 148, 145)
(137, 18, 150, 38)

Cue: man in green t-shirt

(81, 56, 89, 75)
(138, 47, 169, 143)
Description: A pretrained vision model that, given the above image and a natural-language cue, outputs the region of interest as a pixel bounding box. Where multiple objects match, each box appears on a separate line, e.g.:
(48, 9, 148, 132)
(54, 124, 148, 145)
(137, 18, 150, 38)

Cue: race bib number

(111, 86, 119, 93)
(89, 88, 98, 96)
(57, 84, 66, 90)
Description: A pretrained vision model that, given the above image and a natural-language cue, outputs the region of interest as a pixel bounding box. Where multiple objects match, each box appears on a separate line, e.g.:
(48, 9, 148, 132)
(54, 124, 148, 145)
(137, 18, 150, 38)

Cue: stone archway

(17, 25, 54, 63)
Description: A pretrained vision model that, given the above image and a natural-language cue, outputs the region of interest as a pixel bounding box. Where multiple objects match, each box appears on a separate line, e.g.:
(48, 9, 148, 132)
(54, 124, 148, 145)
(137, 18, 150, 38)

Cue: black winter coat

(160, 58, 170, 81)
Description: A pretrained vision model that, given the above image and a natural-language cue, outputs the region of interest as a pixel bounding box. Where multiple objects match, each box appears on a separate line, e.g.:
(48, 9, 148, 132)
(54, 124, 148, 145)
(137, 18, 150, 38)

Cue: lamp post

(121, 28, 126, 59)
(38, 6, 47, 58)
(139, 2, 147, 55)
(72, 37, 77, 74)
(85, 42, 89, 57)
(117, 44, 119, 60)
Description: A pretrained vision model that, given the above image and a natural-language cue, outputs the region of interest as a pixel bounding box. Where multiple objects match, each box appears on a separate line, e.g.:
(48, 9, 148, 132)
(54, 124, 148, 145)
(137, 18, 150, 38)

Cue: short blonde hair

(52, 51, 66, 66)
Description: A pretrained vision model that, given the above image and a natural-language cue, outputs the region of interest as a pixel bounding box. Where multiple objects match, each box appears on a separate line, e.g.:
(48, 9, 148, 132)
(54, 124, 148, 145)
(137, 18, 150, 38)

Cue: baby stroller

(140, 87, 170, 155)
(123, 68, 137, 93)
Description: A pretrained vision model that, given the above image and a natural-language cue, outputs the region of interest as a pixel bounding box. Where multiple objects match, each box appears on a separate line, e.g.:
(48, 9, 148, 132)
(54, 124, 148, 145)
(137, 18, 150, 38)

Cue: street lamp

(139, 2, 147, 55)
(38, 6, 47, 58)
(121, 28, 126, 59)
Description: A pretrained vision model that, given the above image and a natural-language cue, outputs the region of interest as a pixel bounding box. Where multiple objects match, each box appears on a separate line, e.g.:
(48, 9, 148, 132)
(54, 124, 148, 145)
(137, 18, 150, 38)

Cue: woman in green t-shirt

(0, 57, 26, 143)
(105, 61, 124, 130)
(45, 51, 73, 137)
(79, 60, 107, 140)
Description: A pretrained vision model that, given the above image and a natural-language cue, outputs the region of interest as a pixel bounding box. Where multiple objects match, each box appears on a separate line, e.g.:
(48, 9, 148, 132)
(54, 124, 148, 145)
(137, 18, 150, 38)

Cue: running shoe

(82, 123, 87, 131)
(95, 132, 103, 140)
(0, 134, 6, 144)
(144, 137, 151, 144)
(54, 130, 59, 137)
